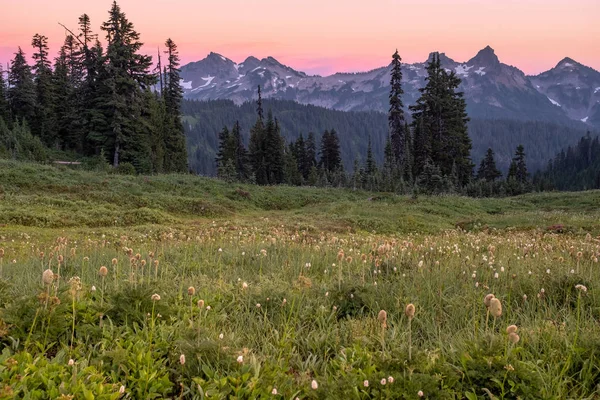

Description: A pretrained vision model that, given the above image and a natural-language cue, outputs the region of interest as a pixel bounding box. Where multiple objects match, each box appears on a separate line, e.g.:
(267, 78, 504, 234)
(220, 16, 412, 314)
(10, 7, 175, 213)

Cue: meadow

(0, 159, 599, 399)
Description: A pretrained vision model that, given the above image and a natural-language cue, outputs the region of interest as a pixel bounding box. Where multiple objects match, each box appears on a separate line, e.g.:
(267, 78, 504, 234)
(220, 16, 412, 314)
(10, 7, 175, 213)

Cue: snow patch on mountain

(180, 80, 193, 90)
(547, 97, 561, 107)
(595, 87, 600, 94)
(474, 67, 486, 76)
(581, 116, 588, 122)
(455, 64, 474, 76)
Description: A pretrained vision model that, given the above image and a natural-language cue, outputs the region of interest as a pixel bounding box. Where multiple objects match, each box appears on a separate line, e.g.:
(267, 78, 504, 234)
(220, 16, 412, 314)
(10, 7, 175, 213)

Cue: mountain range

(179, 46, 600, 129)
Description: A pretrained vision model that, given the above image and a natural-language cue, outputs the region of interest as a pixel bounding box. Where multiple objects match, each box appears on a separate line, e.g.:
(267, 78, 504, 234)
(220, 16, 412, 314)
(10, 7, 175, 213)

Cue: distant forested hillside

(183, 99, 591, 176)
(534, 133, 600, 191)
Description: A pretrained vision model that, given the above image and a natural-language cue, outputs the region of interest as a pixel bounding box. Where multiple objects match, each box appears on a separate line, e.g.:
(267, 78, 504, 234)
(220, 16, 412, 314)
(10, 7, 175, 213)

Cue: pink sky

(0, 0, 598, 76)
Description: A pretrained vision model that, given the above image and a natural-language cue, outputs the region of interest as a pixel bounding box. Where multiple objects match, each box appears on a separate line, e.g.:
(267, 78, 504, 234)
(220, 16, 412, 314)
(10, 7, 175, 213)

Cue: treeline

(0, 1, 187, 173)
(213, 52, 542, 196)
(534, 133, 600, 191)
(184, 103, 589, 178)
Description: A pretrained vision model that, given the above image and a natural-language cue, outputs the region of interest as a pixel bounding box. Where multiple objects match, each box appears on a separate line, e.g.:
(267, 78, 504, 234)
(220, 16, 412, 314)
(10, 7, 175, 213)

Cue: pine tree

(409, 52, 473, 187)
(231, 121, 249, 181)
(216, 126, 233, 178)
(163, 38, 188, 172)
(264, 113, 285, 184)
(305, 132, 317, 175)
(319, 129, 342, 173)
(249, 114, 266, 184)
(99, 1, 155, 168)
(389, 50, 405, 168)
(31, 34, 56, 145)
(514, 145, 528, 184)
(476, 148, 502, 182)
(365, 136, 377, 176)
(0, 65, 10, 124)
(52, 45, 74, 149)
(256, 85, 264, 121)
(8, 48, 36, 126)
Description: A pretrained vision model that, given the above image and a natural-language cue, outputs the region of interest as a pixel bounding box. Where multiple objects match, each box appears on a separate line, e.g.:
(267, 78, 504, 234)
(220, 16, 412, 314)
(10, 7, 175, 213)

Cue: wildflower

(405, 303, 415, 319)
(523, 294, 527, 301)
(42, 269, 54, 285)
(506, 324, 518, 334)
(380, 378, 387, 385)
(418, 391, 424, 397)
(504, 364, 515, 371)
(99, 266, 108, 277)
(311, 380, 318, 390)
(188, 286, 196, 296)
(282, 298, 287, 305)
(261, 249, 267, 256)
(119, 386, 125, 394)
(237, 355, 243, 363)
(242, 282, 248, 289)
(494, 272, 499, 279)
(218, 248, 223, 253)
(68, 359, 74, 366)
(508, 332, 520, 344)
(418, 260, 423, 268)
(83, 256, 89, 262)
(219, 333, 224, 339)
(363, 380, 369, 387)
(206, 306, 211, 311)
(112, 258, 118, 265)
(256, 303, 261, 308)
(378, 309, 388, 328)
(388, 376, 394, 383)
(570, 269, 575, 274)
(325, 292, 329, 297)
(489, 298, 502, 318)
(91, 286, 96, 292)
(197, 299, 205, 308)
(151, 293, 161, 301)
(179, 354, 186, 365)
(484, 293, 495, 308)
(575, 284, 587, 292)
(271, 388, 278, 395)
(546, 269, 551, 274)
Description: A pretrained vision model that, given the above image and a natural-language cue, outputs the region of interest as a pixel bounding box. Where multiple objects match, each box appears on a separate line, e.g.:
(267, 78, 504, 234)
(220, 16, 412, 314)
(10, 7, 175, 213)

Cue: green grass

(0, 159, 599, 399)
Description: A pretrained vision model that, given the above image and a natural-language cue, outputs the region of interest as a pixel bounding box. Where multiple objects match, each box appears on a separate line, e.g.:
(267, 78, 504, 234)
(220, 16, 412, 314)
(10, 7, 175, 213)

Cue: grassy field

(0, 159, 599, 399)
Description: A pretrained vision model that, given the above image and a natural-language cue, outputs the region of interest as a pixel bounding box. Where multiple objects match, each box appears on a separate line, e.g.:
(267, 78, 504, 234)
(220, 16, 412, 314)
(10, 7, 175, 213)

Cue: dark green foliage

(389, 50, 405, 169)
(0, 65, 11, 124)
(162, 38, 188, 173)
(319, 129, 342, 173)
(534, 133, 600, 191)
(31, 34, 56, 145)
(477, 148, 502, 182)
(409, 52, 473, 187)
(8, 47, 36, 125)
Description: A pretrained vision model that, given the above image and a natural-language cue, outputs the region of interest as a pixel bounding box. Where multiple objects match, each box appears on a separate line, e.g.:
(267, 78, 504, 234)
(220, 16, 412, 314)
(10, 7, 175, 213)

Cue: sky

(0, 0, 598, 76)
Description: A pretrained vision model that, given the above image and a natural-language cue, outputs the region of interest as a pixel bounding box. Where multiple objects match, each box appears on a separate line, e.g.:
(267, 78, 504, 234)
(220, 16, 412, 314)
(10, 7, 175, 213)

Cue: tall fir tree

(389, 50, 405, 169)
(264, 113, 285, 184)
(256, 85, 264, 121)
(163, 38, 188, 172)
(31, 34, 56, 145)
(0, 65, 10, 124)
(249, 86, 267, 184)
(231, 120, 249, 181)
(476, 148, 502, 182)
(409, 52, 473, 187)
(319, 129, 342, 173)
(8, 47, 36, 126)
(98, 1, 155, 168)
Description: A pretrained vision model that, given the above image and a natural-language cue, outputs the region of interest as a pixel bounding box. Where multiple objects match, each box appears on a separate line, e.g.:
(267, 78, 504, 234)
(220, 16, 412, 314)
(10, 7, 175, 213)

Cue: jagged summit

(468, 45, 500, 66)
(555, 57, 579, 69)
(179, 47, 599, 128)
